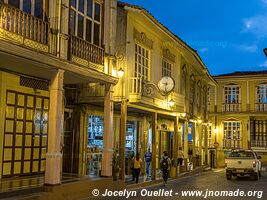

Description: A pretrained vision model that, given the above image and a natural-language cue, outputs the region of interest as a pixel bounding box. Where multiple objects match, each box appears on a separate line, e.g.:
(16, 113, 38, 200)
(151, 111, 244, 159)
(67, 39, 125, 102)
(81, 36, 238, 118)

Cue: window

(70, 0, 102, 46)
(250, 120, 267, 147)
(134, 44, 149, 81)
(224, 84, 240, 103)
(257, 84, 267, 103)
(223, 121, 241, 148)
(162, 59, 172, 77)
(7, 0, 45, 20)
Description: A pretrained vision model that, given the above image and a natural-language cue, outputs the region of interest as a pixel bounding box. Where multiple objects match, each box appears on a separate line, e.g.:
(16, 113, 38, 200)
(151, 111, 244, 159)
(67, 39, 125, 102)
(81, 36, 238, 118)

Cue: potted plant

(112, 148, 120, 181)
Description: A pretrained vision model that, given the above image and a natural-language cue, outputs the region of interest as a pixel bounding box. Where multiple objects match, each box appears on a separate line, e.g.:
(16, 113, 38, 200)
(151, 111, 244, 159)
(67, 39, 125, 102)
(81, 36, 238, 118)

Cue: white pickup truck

(225, 150, 262, 180)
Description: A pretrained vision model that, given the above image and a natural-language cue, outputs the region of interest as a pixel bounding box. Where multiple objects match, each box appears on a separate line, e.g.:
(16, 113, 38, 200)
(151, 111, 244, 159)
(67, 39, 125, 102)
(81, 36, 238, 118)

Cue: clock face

(158, 76, 175, 93)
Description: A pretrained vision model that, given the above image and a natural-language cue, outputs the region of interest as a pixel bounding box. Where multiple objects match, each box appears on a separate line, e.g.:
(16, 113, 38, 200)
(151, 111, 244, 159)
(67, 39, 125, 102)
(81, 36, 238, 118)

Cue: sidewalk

(0, 165, 210, 200)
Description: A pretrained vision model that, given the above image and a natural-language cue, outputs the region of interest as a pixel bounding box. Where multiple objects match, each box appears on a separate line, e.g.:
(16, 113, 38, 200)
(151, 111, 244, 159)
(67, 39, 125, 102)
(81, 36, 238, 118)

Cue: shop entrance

(62, 109, 75, 173)
(87, 115, 103, 176)
(2, 90, 49, 177)
(159, 131, 173, 160)
(125, 121, 137, 175)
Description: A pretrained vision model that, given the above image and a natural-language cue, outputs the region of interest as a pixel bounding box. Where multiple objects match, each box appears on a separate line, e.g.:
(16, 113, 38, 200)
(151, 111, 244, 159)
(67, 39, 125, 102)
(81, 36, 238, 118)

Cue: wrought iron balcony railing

(0, 3, 48, 45)
(255, 103, 267, 112)
(222, 103, 241, 112)
(70, 35, 104, 66)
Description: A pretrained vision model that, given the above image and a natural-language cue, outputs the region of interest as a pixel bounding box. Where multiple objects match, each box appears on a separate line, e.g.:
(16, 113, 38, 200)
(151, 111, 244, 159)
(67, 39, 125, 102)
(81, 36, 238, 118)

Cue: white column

(45, 69, 64, 185)
(184, 120, 189, 166)
(101, 84, 114, 176)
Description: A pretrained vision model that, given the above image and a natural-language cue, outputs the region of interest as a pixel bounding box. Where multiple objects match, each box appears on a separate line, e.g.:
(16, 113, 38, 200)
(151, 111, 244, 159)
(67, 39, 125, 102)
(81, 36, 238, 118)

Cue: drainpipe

(57, 0, 62, 58)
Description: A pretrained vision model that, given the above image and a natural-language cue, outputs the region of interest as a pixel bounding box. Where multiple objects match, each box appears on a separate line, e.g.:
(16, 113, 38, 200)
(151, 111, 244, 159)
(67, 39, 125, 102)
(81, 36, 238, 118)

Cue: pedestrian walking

(177, 147, 184, 166)
(160, 151, 171, 186)
(132, 153, 142, 183)
(144, 148, 152, 177)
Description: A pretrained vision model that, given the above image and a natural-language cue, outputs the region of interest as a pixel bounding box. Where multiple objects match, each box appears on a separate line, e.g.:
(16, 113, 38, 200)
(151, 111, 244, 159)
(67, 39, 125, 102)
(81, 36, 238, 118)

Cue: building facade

(111, 2, 216, 180)
(0, 0, 216, 185)
(209, 71, 267, 167)
(0, 0, 118, 184)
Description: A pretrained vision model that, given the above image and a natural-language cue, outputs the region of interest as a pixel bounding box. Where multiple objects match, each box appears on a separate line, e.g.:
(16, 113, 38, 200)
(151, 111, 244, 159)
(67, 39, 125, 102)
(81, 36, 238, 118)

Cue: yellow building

(111, 2, 216, 179)
(209, 71, 267, 167)
(0, 0, 216, 186)
(0, 0, 118, 184)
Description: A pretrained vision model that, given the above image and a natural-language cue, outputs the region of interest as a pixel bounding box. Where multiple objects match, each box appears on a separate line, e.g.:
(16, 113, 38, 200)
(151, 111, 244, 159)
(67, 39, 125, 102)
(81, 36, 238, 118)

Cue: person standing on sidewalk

(160, 151, 171, 186)
(177, 147, 184, 166)
(132, 153, 142, 183)
(144, 148, 152, 178)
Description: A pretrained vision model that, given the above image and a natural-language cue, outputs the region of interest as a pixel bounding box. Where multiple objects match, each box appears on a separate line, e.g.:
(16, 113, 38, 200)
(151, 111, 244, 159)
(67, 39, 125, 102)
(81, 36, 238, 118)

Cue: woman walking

(132, 153, 142, 183)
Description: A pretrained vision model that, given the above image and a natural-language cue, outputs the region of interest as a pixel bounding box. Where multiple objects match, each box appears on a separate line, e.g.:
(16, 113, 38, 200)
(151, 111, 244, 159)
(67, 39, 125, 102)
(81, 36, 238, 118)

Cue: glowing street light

(117, 67, 124, 77)
(168, 98, 175, 107)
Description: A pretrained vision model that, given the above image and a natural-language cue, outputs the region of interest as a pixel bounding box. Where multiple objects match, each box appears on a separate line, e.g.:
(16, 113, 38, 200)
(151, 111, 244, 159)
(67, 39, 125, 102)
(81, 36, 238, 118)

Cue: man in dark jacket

(160, 151, 172, 186)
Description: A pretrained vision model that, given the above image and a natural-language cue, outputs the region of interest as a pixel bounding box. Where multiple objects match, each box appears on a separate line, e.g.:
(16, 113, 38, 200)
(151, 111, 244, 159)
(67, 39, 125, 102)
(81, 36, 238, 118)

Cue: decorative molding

(163, 48, 175, 63)
(72, 55, 105, 73)
(142, 81, 166, 99)
(72, 55, 88, 66)
(24, 39, 49, 53)
(0, 28, 49, 53)
(134, 28, 153, 49)
(0, 28, 23, 43)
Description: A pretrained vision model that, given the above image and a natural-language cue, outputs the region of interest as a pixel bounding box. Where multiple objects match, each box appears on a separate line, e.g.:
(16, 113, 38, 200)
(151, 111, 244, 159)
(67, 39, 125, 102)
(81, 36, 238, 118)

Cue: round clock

(158, 76, 175, 94)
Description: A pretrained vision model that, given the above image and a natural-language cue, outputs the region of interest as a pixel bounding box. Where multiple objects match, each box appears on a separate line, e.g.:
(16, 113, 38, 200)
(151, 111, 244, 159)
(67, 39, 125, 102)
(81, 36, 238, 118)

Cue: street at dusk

(88, 168, 266, 200)
(0, 0, 267, 199)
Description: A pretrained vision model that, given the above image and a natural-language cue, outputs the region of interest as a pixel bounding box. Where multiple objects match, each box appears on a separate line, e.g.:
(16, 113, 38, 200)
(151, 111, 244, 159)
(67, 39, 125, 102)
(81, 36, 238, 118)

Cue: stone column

(119, 100, 127, 180)
(173, 116, 179, 177)
(184, 120, 188, 168)
(173, 116, 179, 167)
(192, 123, 196, 169)
(45, 69, 64, 185)
(198, 124, 203, 165)
(204, 126, 208, 165)
(151, 112, 157, 180)
(101, 84, 114, 176)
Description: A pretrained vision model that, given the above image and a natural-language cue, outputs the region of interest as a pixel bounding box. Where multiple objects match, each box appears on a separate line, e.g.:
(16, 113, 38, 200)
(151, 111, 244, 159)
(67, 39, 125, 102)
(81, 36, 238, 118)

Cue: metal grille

(20, 76, 49, 91)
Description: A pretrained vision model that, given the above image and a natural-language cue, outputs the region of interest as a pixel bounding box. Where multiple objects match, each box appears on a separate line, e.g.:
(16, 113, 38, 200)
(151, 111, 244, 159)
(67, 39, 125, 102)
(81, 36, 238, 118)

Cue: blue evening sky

(120, 0, 267, 75)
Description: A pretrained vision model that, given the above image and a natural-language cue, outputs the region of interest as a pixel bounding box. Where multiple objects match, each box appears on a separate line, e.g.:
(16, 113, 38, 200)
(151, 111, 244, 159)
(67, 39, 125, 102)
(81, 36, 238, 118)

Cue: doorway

(2, 90, 49, 177)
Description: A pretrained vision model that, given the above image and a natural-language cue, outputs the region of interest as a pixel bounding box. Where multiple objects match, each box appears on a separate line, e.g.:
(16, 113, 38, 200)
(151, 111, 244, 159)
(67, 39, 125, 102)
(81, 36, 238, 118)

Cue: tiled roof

(215, 70, 267, 77)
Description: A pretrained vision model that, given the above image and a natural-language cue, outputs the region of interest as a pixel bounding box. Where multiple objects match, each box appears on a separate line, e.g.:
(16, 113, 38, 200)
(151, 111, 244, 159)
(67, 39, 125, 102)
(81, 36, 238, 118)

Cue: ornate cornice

(134, 28, 153, 49)
(163, 48, 175, 63)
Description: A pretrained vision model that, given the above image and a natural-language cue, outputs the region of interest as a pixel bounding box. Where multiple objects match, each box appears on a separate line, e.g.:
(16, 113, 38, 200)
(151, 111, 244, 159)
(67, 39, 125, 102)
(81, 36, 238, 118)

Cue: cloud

(236, 44, 258, 53)
(262, 0, 267, 4)
(260, 61, 267, 68)
(242, 14, 267, 38)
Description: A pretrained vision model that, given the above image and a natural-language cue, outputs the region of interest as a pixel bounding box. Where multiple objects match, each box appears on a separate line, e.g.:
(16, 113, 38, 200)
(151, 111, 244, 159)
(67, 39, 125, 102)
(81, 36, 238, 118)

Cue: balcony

(0, 3, 49, 52)
(255, 103, 267, 112)
(250, 140, 267, 148)
(223, 139, 242, 149)
(222, 103, 241, 112)
(70, 35, 104, 72)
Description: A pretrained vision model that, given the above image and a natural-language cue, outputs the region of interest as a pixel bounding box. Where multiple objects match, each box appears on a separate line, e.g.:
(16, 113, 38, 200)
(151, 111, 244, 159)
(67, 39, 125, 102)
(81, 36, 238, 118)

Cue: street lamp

(169, 98, 175, 107)
(117, 67, 124, 78)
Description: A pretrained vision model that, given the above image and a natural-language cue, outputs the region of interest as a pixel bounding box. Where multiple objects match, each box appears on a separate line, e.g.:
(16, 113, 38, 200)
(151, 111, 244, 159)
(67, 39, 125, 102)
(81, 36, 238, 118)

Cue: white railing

(222, 103, 241, 112)
(255, 103, 267, 112)
(130, 77, 142, 94)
